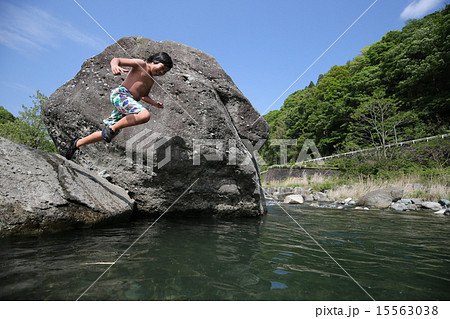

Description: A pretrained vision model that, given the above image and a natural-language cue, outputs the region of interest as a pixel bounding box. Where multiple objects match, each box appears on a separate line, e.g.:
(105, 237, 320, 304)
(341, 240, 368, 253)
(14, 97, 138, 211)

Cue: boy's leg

(110, 109, 150, 133)
(65, 109, 149, 159)
(81, 108, 150, 145)
(76, 131, 103, 148)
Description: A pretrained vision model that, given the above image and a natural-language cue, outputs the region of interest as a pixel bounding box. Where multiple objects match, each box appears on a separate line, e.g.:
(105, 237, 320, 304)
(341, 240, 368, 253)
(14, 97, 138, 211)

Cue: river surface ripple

(1, 203, 449, 300)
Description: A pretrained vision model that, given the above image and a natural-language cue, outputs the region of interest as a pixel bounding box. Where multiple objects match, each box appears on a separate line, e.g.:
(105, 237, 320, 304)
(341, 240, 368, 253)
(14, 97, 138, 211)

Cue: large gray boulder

(0, 137, 134, 235)
(356, 187, 404, 209)
(42, 37, 270, 217)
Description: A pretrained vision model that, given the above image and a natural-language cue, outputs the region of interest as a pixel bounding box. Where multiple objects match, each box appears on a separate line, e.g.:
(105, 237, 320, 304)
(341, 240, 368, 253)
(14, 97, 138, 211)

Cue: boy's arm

(110, 58, 146, 75)
(142, 96, 163, 108)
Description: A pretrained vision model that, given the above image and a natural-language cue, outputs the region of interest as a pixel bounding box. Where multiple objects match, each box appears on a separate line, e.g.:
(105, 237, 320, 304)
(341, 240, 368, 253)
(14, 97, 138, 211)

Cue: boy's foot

(65, 137, 80, 160)
(102, 126, 116, 143)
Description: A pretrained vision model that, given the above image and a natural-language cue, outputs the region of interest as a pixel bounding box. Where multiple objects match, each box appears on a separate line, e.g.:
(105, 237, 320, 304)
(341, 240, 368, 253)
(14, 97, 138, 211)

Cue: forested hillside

(261, 5, 449, 165)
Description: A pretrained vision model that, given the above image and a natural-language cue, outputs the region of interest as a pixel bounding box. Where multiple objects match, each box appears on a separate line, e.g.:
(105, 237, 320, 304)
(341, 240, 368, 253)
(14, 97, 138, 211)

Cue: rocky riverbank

(263, 186, 450, 215)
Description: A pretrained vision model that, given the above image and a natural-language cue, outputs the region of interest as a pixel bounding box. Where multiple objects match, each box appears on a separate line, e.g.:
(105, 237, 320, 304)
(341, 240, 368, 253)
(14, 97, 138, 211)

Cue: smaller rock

(398, 199, 413, 205)
(356, 187, 403, 208)
(411, 198, 422, 205)
(438, 199, 450, 207)
(283, 195, 304, 204)
(391, 202, 408, 211)
(344, 197, 353, 204)
(0, 137, 134, 235)
(421, 202, 443, 211)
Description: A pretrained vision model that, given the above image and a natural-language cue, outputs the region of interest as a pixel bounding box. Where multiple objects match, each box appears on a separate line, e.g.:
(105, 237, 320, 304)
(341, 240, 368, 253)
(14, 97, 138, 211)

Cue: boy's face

(150, 62, 170, 76)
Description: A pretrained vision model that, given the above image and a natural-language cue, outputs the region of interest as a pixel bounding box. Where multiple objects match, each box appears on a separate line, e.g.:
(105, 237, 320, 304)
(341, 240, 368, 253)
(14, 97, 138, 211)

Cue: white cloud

(0, 2, 107, 54)
(401, 0, 445, 19)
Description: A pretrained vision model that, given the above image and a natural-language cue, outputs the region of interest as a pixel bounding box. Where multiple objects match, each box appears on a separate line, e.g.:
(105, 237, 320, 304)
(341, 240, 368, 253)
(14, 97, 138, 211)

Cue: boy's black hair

(147, 52, 173, 69)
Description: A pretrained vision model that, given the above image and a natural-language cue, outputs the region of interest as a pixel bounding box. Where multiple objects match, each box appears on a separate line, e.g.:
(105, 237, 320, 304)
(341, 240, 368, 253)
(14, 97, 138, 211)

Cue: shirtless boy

(65, 52, 173, 160)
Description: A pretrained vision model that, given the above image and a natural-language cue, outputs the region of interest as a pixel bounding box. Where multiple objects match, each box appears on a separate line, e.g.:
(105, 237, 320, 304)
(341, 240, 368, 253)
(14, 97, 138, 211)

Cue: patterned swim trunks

(103, 86, 145, 127)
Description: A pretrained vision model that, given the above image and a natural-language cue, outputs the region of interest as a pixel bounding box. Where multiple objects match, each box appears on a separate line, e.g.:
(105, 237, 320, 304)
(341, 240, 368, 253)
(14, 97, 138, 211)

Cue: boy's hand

(111, 66, 129, 75)
(154, 101, 164, 109)
(142, 96, 164, 108)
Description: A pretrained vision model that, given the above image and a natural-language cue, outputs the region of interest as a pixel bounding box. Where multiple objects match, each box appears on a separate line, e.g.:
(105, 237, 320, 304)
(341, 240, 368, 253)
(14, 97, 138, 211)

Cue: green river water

(1, 202, 449, 300)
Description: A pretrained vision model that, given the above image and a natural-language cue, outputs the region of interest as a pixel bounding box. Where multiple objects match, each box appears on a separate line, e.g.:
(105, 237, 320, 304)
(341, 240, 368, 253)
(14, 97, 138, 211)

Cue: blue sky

(0, 0, 446, 117)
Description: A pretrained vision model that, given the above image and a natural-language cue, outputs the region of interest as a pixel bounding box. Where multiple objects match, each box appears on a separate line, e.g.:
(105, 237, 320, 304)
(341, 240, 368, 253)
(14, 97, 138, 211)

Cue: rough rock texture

(356, 187, 404, 208)
(42, 37, 270, 217)
(0, 137, 134, 235)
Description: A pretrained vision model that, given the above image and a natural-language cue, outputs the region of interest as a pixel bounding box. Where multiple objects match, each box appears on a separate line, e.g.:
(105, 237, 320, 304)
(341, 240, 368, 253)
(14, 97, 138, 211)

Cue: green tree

(0, 106, 15, 124)
(0, 91, 56, 152)
(350, 91, 416, 158)
(261, 5, 449, 166)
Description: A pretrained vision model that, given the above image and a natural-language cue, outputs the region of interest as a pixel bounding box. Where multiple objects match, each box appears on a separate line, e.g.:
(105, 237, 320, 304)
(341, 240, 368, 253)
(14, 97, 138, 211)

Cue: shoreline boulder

(0, 137, 134, 235)
(421, 201, 443, 211)
(42, 37, 270, 217)
(356, 187, 404, 209)
(283, 195, 304, 204)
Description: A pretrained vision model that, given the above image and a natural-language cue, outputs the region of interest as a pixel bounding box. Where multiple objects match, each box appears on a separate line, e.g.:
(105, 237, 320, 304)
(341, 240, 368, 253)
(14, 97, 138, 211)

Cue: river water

(1, 202, 449, 300)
